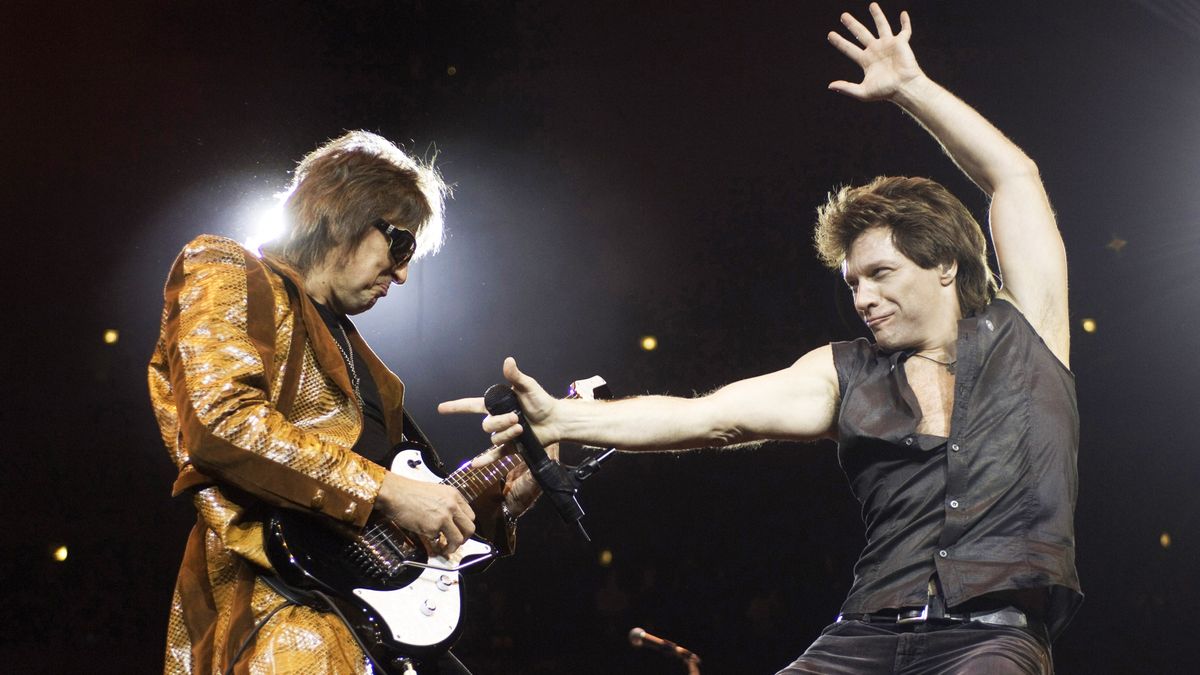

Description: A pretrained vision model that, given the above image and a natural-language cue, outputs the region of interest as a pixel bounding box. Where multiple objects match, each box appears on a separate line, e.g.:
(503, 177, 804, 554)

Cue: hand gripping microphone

(484, 384, 590, 540)
(628, 627, 701, 664)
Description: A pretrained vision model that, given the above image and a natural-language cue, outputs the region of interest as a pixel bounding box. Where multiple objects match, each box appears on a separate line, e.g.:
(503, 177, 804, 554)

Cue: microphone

(628, 627, 700, 663)
(483, 384, 589, 540)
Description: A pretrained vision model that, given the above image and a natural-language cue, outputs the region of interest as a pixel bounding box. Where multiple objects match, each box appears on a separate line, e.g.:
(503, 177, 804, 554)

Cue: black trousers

(777, 620, 1053, 675)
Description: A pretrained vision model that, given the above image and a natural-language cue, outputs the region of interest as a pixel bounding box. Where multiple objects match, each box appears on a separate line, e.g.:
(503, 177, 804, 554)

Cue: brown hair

(814, 175, 997, 316)
(264, 131, 447, 272)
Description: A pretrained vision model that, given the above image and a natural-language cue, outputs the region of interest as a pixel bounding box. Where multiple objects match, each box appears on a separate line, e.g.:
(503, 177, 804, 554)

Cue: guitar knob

(407, 458, 422, 468)
(436, 574, 455, 591)
(421, 599, 437, 616)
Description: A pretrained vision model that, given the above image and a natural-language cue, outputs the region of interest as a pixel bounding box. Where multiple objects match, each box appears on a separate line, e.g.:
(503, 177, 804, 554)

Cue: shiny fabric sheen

(831, 300, 1082, 641)
(150, 235, 394, 674)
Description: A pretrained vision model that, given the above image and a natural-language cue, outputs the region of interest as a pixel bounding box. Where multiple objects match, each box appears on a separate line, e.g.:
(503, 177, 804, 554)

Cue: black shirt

(311, 299, 393, 467)
(832, 299, 1082, 639)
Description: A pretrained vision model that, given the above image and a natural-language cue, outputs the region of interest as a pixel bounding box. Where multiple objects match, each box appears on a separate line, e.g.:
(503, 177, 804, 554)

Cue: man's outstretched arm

(440, 347, 840, 455)
(829, 3, 1069, 365)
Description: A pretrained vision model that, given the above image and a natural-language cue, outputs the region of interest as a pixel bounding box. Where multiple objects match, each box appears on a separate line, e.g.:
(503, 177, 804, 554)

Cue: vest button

(950, 443, 961, 452)
(939, 549, 949, 558)
(949, 500, 960, 508)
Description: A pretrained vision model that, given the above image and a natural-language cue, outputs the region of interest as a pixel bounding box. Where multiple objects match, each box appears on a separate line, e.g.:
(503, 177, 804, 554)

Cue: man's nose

(392, 264, 409, 285)
(853, 284, 878, 313)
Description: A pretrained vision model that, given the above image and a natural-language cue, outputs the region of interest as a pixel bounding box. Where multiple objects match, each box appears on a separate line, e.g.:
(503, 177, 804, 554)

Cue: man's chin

(345, 297, 377, 316)
(870, 330, 902, 351)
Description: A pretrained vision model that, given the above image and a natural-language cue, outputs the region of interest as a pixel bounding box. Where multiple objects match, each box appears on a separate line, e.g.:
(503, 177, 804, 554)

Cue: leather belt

(837, 605, 1029, 629)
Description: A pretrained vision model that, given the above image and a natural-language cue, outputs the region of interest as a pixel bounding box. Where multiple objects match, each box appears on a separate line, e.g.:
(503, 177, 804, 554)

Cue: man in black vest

(443, 4, 1079, 672)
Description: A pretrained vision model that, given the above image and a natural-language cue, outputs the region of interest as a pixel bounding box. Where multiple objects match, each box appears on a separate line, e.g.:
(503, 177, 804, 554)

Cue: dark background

(4, 0, 1200, 672)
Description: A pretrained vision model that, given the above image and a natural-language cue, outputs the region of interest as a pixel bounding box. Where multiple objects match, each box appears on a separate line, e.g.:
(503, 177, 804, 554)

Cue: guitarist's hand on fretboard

(442, 368, 609, 524)
(498, 442, 559, 518)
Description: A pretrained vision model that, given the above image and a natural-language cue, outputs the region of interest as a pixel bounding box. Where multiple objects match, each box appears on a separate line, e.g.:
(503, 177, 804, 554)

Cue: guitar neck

(442, 453, 525, 502)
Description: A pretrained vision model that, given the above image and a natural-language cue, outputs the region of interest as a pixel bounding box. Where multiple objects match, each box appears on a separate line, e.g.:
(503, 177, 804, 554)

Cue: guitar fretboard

(444, 452, 525, 501)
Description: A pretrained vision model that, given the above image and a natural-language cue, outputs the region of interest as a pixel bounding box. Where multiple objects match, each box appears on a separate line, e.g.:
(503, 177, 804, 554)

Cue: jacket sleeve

(161, 235, 385, 527)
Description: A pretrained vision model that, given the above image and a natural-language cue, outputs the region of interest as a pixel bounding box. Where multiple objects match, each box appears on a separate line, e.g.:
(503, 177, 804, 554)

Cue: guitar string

(351, 388, 591, 575)
(356, 454, 524, 559)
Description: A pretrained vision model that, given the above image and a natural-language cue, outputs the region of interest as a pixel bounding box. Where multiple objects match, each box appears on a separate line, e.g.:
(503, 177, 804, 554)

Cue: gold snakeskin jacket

(148, 235, 507, 674)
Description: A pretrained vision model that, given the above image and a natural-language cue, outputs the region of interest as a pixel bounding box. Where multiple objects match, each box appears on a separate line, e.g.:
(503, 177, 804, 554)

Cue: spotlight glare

(53, 545, 68, 562)
(1081, 318, 1097, 334)
(598, 549, 613, 567)
(242, 201, 287, 254)
(1160, 532, 1171, 549)
(103, 329, 120, 344)
(640, 335, 658, 351)
(447, 65, 458, 76)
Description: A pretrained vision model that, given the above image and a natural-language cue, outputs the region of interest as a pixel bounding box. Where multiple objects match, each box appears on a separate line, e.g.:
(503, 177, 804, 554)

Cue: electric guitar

(263, 377, 609, 673)
(265, 443, 519, 671)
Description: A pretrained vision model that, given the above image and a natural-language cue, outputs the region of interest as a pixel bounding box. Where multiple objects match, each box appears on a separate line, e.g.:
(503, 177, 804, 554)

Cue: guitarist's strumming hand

(375, 472, 476, 555)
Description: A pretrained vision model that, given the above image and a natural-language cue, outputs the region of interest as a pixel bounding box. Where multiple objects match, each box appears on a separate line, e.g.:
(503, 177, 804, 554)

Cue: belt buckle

(895, 604, 928, 625)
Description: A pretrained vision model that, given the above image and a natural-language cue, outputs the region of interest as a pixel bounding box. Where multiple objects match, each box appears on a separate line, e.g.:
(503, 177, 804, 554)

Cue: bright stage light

(53, 545, 68, 562)
(241, 200, 287, 255)
(598, 549, 614, 567)
(1160, 532, 1172, 549)
(640, 335, 658, 351)
(103, 329, 119, 344)
(1081, 318, 1097, 334)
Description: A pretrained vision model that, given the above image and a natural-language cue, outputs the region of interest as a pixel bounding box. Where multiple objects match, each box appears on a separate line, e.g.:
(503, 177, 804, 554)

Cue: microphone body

(483, 384, 588, 538)
(628, 627, 700, 663)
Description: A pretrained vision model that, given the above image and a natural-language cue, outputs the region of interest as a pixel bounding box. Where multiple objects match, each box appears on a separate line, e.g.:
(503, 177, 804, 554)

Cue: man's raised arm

(828, 3, 1069, 365)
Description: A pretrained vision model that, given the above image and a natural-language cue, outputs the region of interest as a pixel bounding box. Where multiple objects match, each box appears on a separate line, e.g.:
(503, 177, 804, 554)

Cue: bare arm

(439, 348, 840, 453)
(829, 3, 1069, 365)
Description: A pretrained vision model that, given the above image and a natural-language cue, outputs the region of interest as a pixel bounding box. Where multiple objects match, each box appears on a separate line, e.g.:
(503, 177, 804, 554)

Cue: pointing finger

(438, 397, 487, 415)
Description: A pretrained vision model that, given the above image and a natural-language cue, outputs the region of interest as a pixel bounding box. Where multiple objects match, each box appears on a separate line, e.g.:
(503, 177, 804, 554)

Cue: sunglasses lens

(376, 221, 416, 265)
(392, 230, 416, 264)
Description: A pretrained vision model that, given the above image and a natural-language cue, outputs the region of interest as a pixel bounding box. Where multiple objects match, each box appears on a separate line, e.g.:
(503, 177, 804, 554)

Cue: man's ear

(939, 260, 958, 286)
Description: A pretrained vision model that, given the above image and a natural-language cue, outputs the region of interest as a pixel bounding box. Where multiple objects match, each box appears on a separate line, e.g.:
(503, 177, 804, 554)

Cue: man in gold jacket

(149, 131, 537, 674)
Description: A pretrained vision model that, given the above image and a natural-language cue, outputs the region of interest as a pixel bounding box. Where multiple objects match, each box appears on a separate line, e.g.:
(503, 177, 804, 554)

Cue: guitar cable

(222, 578, 403, 675)
(309, 587, 400, 675)
(222, 598, 294, 675)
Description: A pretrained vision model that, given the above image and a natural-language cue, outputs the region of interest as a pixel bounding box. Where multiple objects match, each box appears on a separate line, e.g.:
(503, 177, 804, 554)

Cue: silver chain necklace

(331, 323, 362, 406)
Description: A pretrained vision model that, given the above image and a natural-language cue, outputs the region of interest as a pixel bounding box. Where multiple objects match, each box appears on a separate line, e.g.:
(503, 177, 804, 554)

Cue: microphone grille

(483, 383, 519, 415)
(628, 627, 645, 647)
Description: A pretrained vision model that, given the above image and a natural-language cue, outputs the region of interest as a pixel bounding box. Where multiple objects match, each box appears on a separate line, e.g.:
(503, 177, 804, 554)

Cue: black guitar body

(265, 442, 497, 673)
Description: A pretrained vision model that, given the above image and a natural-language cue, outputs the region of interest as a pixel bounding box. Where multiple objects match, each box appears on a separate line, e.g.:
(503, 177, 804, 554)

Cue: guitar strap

(401, 409, 446, 471)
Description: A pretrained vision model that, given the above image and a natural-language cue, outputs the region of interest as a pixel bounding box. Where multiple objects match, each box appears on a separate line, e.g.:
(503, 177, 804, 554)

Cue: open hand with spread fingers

(827, 2, 925, 102)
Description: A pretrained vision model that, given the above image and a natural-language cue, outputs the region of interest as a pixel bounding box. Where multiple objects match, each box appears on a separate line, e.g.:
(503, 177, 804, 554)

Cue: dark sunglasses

(374, 220, 417, 266)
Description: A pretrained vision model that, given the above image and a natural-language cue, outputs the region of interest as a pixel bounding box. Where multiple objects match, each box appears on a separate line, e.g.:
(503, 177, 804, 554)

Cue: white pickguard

(352, 448, 494, 647)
